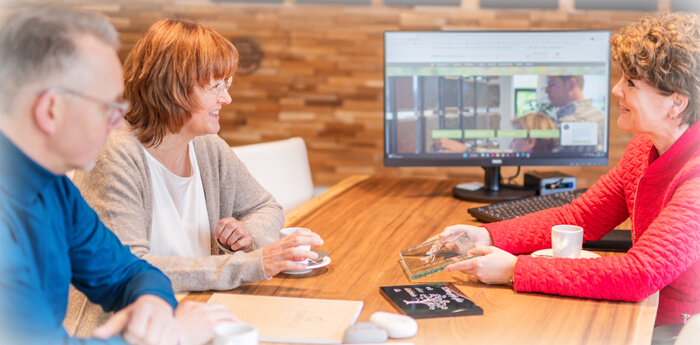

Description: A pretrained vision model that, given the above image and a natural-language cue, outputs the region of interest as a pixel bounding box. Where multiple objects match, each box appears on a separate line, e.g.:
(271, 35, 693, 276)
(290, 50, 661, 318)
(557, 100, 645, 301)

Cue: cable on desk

(503, 166, 521, 185)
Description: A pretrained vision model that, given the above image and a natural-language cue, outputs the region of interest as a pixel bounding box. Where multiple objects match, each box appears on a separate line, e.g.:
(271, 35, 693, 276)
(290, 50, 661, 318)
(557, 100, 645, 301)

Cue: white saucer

(282, 256, 331, 274)
(531, 249, 601, 259)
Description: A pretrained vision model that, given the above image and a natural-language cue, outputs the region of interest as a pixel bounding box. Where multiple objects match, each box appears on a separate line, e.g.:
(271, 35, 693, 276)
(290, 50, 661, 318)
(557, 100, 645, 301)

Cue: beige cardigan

(65, 130, 284, 336)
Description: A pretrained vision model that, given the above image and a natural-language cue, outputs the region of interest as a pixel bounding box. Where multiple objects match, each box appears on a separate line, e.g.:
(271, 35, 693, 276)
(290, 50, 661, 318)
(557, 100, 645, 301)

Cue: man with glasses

(46, 88, 131, 128)
(544, 75, 606, 153)
(0, 6, 236, 345)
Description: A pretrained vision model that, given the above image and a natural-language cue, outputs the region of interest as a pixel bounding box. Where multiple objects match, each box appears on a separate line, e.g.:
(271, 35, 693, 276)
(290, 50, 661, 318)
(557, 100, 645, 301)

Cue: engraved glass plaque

(399, 231, 478, 279)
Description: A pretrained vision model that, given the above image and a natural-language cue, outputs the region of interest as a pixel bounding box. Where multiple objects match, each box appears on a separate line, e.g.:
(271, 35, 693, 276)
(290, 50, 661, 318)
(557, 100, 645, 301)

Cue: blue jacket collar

(0, 131, 60, 203)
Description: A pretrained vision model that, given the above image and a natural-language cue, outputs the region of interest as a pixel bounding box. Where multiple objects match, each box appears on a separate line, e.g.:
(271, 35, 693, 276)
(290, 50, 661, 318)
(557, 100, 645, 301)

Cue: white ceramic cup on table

(213, 322, 258, 345)
(279, 227, 311, 264)
(551, 225, 584, 258)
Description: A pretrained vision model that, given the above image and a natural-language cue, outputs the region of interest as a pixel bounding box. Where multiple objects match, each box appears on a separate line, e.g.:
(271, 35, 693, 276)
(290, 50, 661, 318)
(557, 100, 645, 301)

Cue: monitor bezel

(383, 29, 612, 169)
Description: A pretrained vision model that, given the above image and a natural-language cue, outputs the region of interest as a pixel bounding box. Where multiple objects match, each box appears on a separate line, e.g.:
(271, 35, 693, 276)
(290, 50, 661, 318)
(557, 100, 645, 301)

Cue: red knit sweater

(485, 122, 700, 326)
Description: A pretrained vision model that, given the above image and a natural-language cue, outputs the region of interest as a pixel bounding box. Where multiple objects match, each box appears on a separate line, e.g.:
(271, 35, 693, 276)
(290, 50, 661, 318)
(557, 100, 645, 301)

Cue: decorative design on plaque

(403, 294, 449, 310)
(380, 283, 483, 319)
(399, 231, 479, 279)
(420, 242, 441, 264)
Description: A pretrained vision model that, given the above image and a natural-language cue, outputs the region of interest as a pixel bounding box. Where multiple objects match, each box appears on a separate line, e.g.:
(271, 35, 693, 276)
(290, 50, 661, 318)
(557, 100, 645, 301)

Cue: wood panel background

(1, 0, 685, 188)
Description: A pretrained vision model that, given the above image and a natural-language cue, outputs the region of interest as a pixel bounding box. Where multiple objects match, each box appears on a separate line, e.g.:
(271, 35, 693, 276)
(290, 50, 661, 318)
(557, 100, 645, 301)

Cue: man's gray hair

(0, 5, 119, 114)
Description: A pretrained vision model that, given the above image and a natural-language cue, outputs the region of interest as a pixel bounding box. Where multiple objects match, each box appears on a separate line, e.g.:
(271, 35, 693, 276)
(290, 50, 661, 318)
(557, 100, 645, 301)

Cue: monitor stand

(452, 167, 535, 203)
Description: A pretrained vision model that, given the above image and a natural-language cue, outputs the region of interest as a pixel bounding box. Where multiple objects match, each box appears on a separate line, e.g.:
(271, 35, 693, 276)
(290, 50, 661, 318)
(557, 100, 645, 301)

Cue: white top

(143, 142, 211, 258)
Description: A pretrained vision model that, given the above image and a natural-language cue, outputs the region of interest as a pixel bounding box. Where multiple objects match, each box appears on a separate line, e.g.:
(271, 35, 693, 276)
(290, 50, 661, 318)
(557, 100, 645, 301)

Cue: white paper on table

(207, 293, 363, 344)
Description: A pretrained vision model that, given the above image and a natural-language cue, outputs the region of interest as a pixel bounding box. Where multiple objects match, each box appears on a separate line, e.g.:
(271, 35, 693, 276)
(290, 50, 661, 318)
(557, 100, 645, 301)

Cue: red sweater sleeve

(485, 139, 632, 254)
(511, 174, 700, 301)
(484, 133, 700, 302)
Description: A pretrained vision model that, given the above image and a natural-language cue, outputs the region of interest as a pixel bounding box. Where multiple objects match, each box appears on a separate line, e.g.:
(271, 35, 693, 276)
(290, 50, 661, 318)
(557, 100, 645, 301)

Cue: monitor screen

(383, 30, 611, 201)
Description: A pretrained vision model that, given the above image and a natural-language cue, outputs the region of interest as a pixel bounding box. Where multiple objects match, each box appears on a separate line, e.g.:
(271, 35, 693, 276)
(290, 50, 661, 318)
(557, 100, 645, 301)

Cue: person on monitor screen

(433, 135, 471, 153)
(545, 75, 606, 153)
(430, 12, 700, 327)
(509, 112, 558, 153)
(0, 6, 239, 345)
(65, 18, 324, 336)
(434, 112, 557, 154)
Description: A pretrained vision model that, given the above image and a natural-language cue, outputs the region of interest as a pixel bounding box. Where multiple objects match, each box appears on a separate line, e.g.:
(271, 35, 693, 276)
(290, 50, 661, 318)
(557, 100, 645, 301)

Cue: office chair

(232, 137, 314, 215)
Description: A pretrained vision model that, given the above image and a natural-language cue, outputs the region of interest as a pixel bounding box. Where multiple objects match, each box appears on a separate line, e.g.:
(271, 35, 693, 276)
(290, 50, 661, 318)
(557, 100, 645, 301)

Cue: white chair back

(232, 137, 313, 215)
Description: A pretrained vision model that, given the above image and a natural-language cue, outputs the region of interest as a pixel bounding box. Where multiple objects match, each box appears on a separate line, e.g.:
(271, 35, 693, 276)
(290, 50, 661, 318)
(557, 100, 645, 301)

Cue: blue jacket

(0, 132, 177, 344)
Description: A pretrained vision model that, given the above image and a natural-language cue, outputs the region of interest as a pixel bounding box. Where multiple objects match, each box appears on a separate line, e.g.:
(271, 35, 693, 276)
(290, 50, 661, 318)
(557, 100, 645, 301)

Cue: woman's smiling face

(181, 76, 232, 137)
(612, 75, 675, 134)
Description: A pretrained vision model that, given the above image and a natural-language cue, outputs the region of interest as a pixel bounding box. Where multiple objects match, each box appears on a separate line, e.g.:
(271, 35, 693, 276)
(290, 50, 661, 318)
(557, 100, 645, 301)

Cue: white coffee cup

(551, 225, 584, 258)
(280, 227, 311, 264)
(213, 322, 258, 345)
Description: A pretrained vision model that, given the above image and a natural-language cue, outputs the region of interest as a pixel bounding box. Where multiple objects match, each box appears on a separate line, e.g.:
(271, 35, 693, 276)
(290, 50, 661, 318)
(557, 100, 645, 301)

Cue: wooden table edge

(633, 292, 659, 345)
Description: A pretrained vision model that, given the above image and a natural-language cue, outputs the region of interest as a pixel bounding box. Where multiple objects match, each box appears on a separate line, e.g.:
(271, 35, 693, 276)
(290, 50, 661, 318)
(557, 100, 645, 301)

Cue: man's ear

(527, 138, 537, 151)
(33, 91, 59, 135)
(670, 93, 689, 120)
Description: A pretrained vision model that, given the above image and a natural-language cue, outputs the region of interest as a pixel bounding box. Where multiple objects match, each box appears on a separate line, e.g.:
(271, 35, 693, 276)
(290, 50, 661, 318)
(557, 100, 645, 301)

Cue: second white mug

(551, 225, 584, 258)
(280, 227, 311, 264)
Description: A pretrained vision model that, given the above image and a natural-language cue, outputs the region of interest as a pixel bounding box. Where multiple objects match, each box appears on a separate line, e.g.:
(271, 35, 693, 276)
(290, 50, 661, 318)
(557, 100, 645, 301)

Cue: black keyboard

(468, 189, 588, 223)
(467, 189, 634, 252)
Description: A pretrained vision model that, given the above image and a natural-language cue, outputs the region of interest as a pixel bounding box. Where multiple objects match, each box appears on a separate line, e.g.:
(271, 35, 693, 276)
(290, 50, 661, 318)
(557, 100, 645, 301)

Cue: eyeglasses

(45, 87, 130, 126)
(206, 76, 233, 99)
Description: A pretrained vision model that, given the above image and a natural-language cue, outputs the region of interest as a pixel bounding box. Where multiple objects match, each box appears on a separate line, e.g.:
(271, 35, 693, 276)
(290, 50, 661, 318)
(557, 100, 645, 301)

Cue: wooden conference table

(183, 175, 658, 345)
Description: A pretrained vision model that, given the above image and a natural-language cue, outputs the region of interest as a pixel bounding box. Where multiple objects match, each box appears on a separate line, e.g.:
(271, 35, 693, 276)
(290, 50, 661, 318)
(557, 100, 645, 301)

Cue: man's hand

(434, 138, 468, 153)
(175, 301, 239, 345)
(92, 295, 179, 345)
(215, 217, 253, 251)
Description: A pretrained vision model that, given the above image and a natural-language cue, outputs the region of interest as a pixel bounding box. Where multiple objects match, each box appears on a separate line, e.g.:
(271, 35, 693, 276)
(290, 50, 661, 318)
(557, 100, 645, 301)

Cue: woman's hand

(215, 217, 252, 251)
(444, 246, 517, 285)
(175, 301, 239, 345)
(427, 224, 493, 250)
(262, 229, 324, 277)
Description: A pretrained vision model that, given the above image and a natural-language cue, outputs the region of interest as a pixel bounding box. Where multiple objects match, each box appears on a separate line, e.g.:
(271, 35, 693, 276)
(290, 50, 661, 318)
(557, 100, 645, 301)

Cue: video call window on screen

(384, 31, 611, 168)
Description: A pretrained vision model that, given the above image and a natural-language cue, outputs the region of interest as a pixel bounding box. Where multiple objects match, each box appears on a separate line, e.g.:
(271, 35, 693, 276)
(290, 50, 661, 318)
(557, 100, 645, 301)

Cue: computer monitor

(384, 30, 611, 202)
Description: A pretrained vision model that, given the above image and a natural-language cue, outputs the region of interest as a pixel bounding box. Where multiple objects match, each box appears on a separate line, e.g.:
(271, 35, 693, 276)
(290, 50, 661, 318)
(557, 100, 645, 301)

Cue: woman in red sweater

(436, 12, 700, 327)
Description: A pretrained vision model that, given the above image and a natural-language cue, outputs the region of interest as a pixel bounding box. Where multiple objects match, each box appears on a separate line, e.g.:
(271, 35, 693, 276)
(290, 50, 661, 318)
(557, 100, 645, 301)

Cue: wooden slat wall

(2, 0, 679, 187)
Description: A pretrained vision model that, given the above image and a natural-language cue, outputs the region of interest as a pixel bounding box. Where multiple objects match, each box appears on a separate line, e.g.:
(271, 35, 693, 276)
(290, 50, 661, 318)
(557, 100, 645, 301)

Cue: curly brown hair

(124, 18, 238, 147)
(610, 12, 700, 127)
